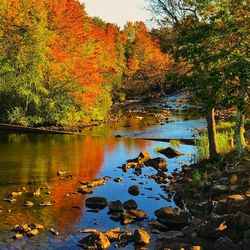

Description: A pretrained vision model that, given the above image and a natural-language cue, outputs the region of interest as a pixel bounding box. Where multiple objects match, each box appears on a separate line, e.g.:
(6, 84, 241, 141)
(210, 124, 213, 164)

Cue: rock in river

(154, 207, 189, 229)
(78, 232, 110, 249)
(134, 227, 150, 245)
(123, 199, 138, 210)
(158, 147, 183, 158)
(128, 185, 140, 196)
(108, 200, 123, 212)
(144, 157, 168, 170)
(24, 201, 34, 207)
(85, 197, 108, 210)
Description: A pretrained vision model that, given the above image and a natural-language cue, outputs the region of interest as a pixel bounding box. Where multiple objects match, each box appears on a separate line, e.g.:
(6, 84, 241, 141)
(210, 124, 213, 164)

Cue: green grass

(196, 129, 234, 161)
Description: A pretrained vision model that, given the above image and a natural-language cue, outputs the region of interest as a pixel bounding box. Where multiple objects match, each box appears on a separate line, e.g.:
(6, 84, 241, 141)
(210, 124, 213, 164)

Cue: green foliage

(7, 107, 29, 126)
(192, 170, 202, 186)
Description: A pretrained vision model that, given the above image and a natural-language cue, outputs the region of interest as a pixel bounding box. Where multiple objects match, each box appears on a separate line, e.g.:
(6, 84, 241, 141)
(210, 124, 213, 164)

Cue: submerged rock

(78, 232, 110, 249)
(114, 177, 123, 183)
(134, 227, 150, 245)
(85, 197, 108, 210)
(154, 207, 189, 229)
(128, 185, 140, 196)
(27, 229, 39, 237)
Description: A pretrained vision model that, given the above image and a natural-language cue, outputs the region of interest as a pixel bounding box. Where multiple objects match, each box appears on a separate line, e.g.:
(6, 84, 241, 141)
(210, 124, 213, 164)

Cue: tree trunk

(235, 108, 246, 155)
(206, 108, 218, 161)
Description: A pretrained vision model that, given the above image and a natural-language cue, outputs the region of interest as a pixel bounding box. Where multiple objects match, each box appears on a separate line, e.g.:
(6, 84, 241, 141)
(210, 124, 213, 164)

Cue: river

(0, 94, 207, 249)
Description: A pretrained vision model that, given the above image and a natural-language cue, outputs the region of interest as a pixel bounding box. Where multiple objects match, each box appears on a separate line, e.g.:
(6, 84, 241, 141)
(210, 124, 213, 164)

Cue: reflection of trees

(0, 134, 151, 233)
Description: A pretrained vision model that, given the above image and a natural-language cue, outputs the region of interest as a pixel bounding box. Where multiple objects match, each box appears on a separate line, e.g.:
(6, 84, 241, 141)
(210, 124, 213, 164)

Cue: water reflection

(0, 133, 196, 249)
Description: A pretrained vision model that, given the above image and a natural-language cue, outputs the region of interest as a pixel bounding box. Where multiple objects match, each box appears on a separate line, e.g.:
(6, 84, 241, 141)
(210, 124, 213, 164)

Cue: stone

(117, 231, 134, 247)
(154, 207, 189, 229)
(108, 200, 123, 212)
(39, 201, 53, 206)
(138, 152, 151, 161)
(88, 179, 106, 187)
(24, 201, 34, 207)
(49, 228, 59, 236)
(158, 147, 182, 158)
(104, 227, 121, 242)
(123, 199, 138, 210)
(144, 157, 168, 170)
(129, 209, 147, 220)
(121, 212, 136, 225)
(85, 197, 108, 210)
(78, 232, 110, 249)
(134, 227, 150, 245)
(227, 194, 245, 201)
(128, 185, 140, 196)
(11, 191, 23, 197)
(164, 230, 184, 239)
(14, 233, 23, 239)
(212, 185, 229, 197)
(214, 236, 238, 250)
(114, 177, 123, 183)
(77, 185, 93, 194)
(57, 171, 66, 176)
(27, 229, 39, 237)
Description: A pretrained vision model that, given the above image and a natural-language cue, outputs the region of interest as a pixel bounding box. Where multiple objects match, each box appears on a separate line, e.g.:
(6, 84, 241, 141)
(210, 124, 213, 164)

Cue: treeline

(148, 0, 249, 158)
(0, 0, 171, 126)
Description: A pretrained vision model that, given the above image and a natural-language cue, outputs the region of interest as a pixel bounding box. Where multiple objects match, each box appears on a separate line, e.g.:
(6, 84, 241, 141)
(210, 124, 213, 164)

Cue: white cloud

(81, 0, 152, 27)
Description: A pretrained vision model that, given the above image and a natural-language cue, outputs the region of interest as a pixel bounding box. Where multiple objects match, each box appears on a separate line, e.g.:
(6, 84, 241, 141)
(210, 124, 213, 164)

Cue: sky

(82, 0, 152, 28)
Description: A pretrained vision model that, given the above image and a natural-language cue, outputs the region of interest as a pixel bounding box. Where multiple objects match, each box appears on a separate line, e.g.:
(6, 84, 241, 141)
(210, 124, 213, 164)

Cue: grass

(196, 122, 235, 161)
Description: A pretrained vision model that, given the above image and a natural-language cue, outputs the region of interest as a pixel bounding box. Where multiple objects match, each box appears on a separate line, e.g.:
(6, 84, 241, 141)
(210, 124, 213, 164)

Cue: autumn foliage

(0, 0, 171, 126)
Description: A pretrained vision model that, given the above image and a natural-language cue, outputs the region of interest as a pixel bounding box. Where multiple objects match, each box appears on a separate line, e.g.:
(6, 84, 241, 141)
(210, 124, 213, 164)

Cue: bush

(7, 107, 29, 126)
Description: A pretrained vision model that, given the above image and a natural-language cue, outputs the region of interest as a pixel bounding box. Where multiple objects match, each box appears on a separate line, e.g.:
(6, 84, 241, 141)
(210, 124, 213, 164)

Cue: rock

(14, 224, 31, 233)
(212, 185, 229, 197)
(227, 194, 245, 201)
(123, 199, 137, 210)
(49, 228, 59, 236)
(134, 228, 150, 245)
(164, 230, 184, 239)
(154, 207, 189, 229)
(129, 209, 147, 220)
(214, 236, 238, 250)
(117, 231, 134, 247)
(57, 171, 66, 176)
(28, 223, 44, 230)
(77, 185, 93, 194)
(39, 201, 53, 206)
(27, 229, 39, 237)
(144, 157, 168, 170)
(150, 220, 169, 232)
(85, 197, 108, 210)
(138, 152, 151, 161)
(24, 201, 34, 207)
(121, 213, 136, 225)
(33, 188, 41, 196)
(104, 227, 121, 242)
(158, 147, 182, 158)
(128, 185, 140, 196)
(14, 233, 23, 239)
(11, 191, 23, 197)
(78, 232, 110, 249)
(108, 200, 123, 212)
(80, 229, 98, 233)
(88, 179, 106, 187)
(114, 177, 123, 183)
(3, 197, 16, 203)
